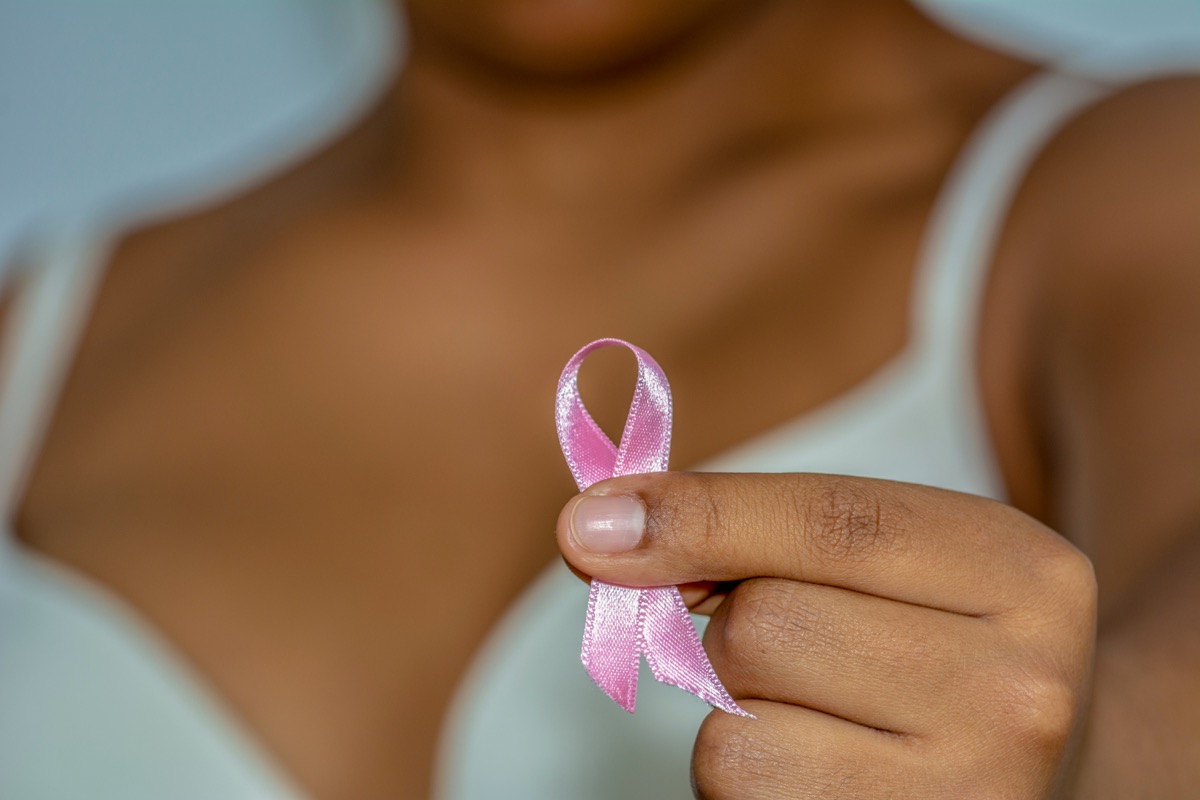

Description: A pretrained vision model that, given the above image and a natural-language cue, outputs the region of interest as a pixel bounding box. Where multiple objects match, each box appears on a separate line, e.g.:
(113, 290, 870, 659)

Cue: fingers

(691, 700, 919, 800)
(554, 474, 1097, 798)
(702, 578, 990, 736)
(557, 472, 1092, 617)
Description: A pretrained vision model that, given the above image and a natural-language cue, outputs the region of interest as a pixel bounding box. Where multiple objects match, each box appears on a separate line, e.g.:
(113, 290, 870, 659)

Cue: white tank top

(0, 71, 1110, 799)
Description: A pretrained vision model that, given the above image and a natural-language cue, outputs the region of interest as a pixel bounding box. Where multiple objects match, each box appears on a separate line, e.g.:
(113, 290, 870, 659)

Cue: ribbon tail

(640, 587, 753, 717)
(581, 580, 643, 713)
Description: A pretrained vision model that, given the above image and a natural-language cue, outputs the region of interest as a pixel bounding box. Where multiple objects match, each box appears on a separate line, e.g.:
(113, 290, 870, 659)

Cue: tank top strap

(909, 71, 1113, 358)
(0, 225, 113, 538)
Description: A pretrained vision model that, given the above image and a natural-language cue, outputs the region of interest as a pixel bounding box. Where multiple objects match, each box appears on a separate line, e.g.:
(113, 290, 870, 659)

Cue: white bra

(0, 71, 1111, 799)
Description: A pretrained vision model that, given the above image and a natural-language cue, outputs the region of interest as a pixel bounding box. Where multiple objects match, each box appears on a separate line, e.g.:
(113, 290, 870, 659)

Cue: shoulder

(986, 71, 1200, 375)
(1018, 73, 1200, 298)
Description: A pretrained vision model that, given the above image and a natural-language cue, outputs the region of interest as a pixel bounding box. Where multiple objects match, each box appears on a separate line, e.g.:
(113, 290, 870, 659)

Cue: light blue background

(0, 0, 1197, 270)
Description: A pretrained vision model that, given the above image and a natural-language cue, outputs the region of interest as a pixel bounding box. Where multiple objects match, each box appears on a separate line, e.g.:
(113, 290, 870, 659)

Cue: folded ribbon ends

(555, 338, 750, 717)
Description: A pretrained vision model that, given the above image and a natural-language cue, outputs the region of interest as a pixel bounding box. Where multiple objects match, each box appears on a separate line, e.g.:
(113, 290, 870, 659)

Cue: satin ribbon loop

(556, 339, 750, 716)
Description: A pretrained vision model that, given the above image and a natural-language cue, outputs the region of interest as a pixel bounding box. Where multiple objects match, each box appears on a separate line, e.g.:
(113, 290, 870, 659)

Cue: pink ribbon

(556, 338, 749, 716)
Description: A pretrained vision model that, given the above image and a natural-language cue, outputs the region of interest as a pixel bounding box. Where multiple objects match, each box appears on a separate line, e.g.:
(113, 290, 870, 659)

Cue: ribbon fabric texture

(556, 338, 749, 716)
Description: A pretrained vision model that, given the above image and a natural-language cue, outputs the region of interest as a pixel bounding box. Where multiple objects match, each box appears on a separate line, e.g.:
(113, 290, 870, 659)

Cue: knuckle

(720, 580, 829, 664)
(1042, 547, 1098, 617)
(802, 477, 907, 564)
(1019, 542, 1099, 629)
(989, 666, 1081, 752)
(693, 706, 884, 800)
(691, 712, 782, 800)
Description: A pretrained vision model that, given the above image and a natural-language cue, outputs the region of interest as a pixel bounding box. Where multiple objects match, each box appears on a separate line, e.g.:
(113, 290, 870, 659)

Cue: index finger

(556, 472, 1089, 617)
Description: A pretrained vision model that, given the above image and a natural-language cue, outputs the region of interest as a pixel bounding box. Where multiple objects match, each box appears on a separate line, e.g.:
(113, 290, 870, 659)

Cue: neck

(377, 1, 1032, 232)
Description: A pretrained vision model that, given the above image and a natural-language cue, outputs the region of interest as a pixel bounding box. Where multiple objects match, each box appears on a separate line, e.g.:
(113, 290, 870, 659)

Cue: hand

(557, 472, 1097, 799)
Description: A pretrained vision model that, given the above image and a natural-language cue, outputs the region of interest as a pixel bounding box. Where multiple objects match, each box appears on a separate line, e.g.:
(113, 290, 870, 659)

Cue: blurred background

(1, 0, 1198, 273)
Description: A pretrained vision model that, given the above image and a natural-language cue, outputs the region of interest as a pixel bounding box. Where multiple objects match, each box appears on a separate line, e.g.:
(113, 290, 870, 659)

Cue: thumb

(556, 472, 786, 589)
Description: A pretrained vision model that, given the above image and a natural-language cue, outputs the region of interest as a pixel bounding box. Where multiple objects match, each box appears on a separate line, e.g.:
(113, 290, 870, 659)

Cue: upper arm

(1023, 76, 1200, 615)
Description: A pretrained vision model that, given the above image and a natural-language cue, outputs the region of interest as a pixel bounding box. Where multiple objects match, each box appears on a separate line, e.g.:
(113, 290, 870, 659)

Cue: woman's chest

(19, 197, 932, 796)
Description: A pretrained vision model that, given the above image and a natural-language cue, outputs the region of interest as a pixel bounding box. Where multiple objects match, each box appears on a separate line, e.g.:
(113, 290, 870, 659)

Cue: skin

(11, 0, 1200, 797)
(559, 474, 1097, 798)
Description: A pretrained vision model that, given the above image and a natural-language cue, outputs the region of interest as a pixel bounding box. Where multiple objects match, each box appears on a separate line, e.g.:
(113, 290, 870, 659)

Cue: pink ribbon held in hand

(556, 338, 750, 716)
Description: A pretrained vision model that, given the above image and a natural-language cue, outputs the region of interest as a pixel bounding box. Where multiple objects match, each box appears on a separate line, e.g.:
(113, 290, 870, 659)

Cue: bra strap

(0, 226, 113, 537)
(910, 71, 1112, 356)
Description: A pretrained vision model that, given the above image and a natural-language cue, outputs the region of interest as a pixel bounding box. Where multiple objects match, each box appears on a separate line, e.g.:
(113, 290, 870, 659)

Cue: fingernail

(571, 494, 646, 554)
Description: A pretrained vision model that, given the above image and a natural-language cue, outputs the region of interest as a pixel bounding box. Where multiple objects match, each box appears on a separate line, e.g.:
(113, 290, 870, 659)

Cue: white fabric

(0, 542, 305, 800)
(0, 70, 1109, 799)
